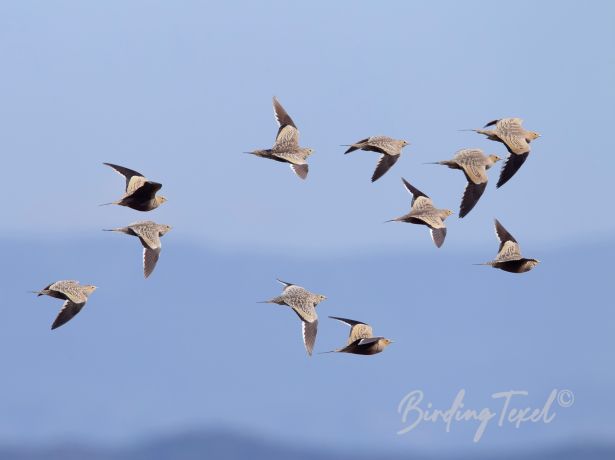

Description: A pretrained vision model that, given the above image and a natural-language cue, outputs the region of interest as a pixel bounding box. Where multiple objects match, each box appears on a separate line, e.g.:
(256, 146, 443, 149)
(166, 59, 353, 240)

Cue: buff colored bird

(32, 280, 97, 330)
(323, 316, 393, 355)
(427, 149, 501, 217)
(259, 279, 326, 356)
(476, 219, 540, 273)
(104, 221, 172, 278)
(102, 163, 167, 211)
(245, 97, 313, 179)
(343, 136, 409, 182)
(387, 178, 453, 248)
(471, 118, 540, 188)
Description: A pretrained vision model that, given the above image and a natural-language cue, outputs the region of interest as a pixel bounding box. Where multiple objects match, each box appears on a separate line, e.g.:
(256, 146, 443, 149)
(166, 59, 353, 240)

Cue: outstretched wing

(401, 178, 430, 208)
(290, 163, 308, 180)
(51, 300, 85, 330)
(104, 163, 145, 192)
(430, 227, 447, 248)
(143, 246, 161, 278)
(302, 319, 318, 356)
(494, 219, 518, 247)
(496, 152, 528, 188)
(459, 180, 487, 218)
(372, 154, 399, 182)
(329, 316, 374, 344)
(273, 97, 299, 147)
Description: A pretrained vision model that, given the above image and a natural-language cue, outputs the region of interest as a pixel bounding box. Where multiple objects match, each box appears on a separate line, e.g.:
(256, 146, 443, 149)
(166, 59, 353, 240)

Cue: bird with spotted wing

(386, 178, 453, 248)
(102, 163, 167, 211)
(427, 148, 501, 217)
(104, 221, 172, 278)
(343, 136, 409, 182)
(259, 279, 327, 356)
(470, 118, 540, 188)
(476, 219, 540, 273)
(245, 97, 313, 179)
(31, 280, 97, 330)
(322, 316, 393, 355)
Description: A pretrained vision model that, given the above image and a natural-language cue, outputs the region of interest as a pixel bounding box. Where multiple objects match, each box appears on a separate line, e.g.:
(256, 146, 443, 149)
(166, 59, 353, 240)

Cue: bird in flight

(387, 178, 453, 248)
(476, 219, 540, 273)
(102, 163, 167, 211)
(104, 221, 172, 278)
(343, 136, 409, 182)
(245, 97, 313, 180)
(427, 148, 501, 217)
(259, 279, 326, 356)
(470, 118, 540, 188)
(323, 316, 393, 355)
(31, 280, 97, 330)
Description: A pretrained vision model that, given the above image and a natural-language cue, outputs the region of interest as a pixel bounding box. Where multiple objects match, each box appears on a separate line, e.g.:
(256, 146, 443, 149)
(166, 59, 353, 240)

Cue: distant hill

(0, 430, 613, 460)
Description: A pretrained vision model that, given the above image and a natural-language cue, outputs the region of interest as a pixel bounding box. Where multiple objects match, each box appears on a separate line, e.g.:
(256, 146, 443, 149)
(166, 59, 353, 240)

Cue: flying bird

(102, 163, 167, 211)
(427, 149, 501, 218)
(343, 136, 409, 182)
(245, 97, 313, 179)
(323, 316, 393, 355)
(31, 280, 97, 330)
(104, 221, 172, 278)
(387, 178, 453, 248)
(471, 118, 540, 188)
(476, 219, 540, 273)
(259, 279, 327, 356)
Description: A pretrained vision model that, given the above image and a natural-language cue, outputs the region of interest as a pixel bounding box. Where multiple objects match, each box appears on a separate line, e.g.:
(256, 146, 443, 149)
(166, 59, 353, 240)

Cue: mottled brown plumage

(32, 280, 97, 330)
(104, 221, 172, 278)
(476, 219, 540, 273)
(259, 279, 326, 356)
(428, 149, 501, 217)
(343, 136, 409, 182)
(472, 118, 540, 188)
(102, 163, 167, 211)
(246, 97, 313, 180)
(387, 178, 453, 248)
(324, 316, 393, 355)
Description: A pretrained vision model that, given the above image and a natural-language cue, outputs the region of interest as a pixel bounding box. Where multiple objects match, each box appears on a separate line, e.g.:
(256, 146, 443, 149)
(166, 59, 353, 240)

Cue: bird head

(443, 209, 454, 219)
(159, 224, 172, 235)
(83, 285, 97, 296)
(316, 294, 327, 303)
(489, 154, 502, 164)
(156, 196, 168, 206)
(527, 131, 540, 141)
(401, 140, 410, 147)
(381, 338, 394, 347)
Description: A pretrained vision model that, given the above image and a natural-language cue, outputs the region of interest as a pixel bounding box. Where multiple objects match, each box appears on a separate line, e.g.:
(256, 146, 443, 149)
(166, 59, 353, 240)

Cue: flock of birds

(31, 97, 541, 357)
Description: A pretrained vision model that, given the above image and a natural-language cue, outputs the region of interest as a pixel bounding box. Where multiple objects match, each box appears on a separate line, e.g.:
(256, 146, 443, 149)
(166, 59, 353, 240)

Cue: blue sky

(0, 0, 613, 455)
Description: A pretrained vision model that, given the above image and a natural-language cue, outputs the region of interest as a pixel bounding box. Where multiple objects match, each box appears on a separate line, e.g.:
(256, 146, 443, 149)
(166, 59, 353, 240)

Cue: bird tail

(99, 201, 118, 207)
(317, 350, 339, 355)
(29, 290, 47, 296)
(458, 129, 479, 132)
(340, 145, 359, 154)
(473, 262, 494, 266)
(423, 161, 448, 166)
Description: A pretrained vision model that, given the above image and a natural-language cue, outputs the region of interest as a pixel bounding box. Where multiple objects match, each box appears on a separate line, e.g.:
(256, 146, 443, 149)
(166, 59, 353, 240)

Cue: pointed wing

(401, 178, 431, 207)
(51, 300, 85, 330)
(302, 319, 318, 356)
(459, 181, 487, 218)
(495, 240, 523, 262)
(494, 219, 518, 247)
(430, 227, 447, 248)
(329, 316, 374, 344)
(273, 97, 299, 147)
(290, 163, 308, 180)
(496, 152, 529, 188)
(104, 163, 145, 192)
(344, 138, 369, 154)
(143, 246, 161, 278)
(372, 154, 399, 182)
(483, 119, 500, 128)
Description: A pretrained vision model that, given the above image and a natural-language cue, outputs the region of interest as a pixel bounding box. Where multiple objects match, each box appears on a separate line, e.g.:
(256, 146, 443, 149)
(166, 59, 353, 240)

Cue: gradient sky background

(0, 0, 614, 456)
